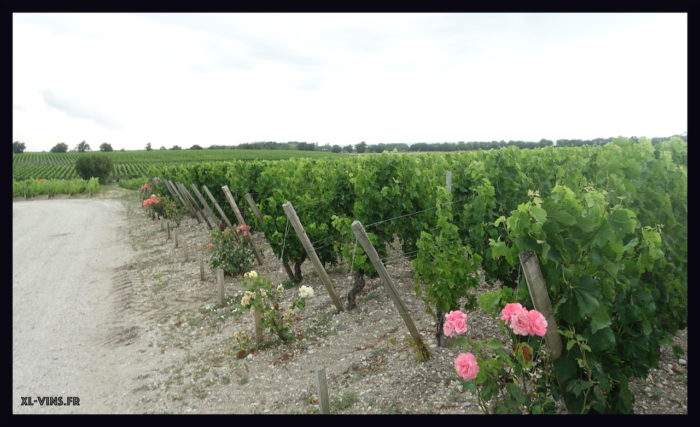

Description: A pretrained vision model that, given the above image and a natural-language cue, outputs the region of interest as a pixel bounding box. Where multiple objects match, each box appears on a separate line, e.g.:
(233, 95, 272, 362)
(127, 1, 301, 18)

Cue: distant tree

(75, 141, 91, 152)
(159, 146, 167, 150)
(190, 144, 203, 150)
(74, 154, 113, 184)
(342, 145, 353, 153)
(50, 142, 69, 153)
(331, 145, 342, 153)
(170, 145, 182, 150)
(120, 148, 125, 151)
(13, 141, 26, 153)
(355, 141, 367, 153)
(145, 142, 153, 151)
(99, 142, 114, 152)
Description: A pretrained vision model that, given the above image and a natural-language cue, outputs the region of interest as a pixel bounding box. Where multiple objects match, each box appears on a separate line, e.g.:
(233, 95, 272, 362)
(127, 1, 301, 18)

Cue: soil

(12, 187, 688, 414)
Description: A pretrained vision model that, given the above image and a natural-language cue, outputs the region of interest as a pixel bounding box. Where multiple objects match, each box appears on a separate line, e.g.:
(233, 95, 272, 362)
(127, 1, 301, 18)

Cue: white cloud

(13, 13, 687, 152)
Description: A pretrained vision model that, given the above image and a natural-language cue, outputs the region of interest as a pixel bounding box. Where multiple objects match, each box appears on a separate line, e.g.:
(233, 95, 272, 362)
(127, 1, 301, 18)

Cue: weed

(331, 392, 358, 412)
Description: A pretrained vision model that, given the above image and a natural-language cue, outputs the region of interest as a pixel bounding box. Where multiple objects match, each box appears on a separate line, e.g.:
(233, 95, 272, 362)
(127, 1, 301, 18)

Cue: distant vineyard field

(12, 149, 342, 181)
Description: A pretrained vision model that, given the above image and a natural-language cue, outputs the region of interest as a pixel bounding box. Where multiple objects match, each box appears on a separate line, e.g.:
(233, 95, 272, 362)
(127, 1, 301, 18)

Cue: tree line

(13, 134, 686, 155)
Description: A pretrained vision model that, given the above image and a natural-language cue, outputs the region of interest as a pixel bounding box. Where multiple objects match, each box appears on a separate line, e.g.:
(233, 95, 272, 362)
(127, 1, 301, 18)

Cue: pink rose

(501, 302, 524, 323)
(527, 309, 548, 337)
(443, 310, 468, 336)
(207, 242, 214, 249)
(454, 352, 479, 380)
(509, 307, 531, 336)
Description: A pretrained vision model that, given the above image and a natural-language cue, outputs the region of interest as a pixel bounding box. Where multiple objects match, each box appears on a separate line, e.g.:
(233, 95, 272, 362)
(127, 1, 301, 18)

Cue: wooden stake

(282, 202, 344, 312)
(167, 221, 171, 240)
(176, 182, 209, 227)
(518, 251, 563, 360)
(243, 193, 264, 224)
(316, 367, 330, 414)
(202, 185, 233, 228)
(351, 220, 430, 360)
(244, 192, 296, 282)
(221, 185, 264, 265)
(254, 306, 263, 345)
(174, 228, 179, 248)
(216, 268, 225, 306)
(190, 183, 218, 227)
(199, 252, 205, 281)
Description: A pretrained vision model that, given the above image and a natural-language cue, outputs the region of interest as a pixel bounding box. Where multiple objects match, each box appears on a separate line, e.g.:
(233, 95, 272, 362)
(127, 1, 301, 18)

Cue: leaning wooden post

(316, 367, 330, 414)
(351, 220, 430, 360)
(177, 182, 209, 227)
(221, 186, 264, 265)
(282, 202, 344, 312)
(171, 180, 201, 223)
(165, 180, 186, 207)
(245, 192, 296, 282)
(243, 193, 264, 225)
(254, 306, 263, 345)
(518, 251, 562, 359)
(519, 251, 568, 412)
(202, 185, 233, 228)
(191, 183, 219, 226)
(216, 268, 225, 306)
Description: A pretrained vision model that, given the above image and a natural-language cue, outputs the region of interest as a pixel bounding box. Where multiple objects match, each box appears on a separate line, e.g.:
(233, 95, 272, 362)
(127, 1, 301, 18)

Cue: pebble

(399, 354, 407, 361)
(679, 359, 687, 365)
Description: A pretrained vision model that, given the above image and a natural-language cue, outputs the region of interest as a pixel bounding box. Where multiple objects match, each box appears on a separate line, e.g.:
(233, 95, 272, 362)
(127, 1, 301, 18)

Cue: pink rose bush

(443, 310, 468, 336)
(454, 352, 480, 380)
(500, 303, 547, 337)
(236, 224, 250, 237)
(142, 197, 161, 207)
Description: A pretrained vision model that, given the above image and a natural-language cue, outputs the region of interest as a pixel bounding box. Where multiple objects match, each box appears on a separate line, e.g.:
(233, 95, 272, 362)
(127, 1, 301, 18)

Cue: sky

(13, 13, 687, 152)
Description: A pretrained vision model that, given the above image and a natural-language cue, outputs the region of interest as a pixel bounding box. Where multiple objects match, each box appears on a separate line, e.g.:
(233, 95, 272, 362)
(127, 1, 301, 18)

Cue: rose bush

(450, 294, 559, 414)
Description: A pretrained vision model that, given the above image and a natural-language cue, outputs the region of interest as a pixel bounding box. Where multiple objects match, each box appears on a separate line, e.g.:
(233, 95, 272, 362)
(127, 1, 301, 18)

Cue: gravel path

(12, 198, 158, 413)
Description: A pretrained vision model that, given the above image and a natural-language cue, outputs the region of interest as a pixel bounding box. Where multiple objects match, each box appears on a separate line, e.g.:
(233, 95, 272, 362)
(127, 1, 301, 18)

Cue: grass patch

(331, 392, 358, 412)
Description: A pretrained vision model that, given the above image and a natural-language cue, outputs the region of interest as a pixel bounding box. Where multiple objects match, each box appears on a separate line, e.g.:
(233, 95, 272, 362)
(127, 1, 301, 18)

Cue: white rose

(299, 285, 314, 299)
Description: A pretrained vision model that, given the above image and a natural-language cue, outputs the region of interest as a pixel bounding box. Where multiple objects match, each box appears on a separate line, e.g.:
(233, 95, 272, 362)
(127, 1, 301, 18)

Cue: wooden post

(160, 216, 164, 231)
(163, 179, 185, 205)
(216, 268, 225, 306)
(183, 239, 190, 261)
(351, 220, 430, 360)
(174, 228, 179, 248)
(316, 367, 330, 414)
(177, 182, 209, 228)
(164, 180, 185, 207)
(167, 221, 171, 240)
(518, 251, 563, 360)
(191, 183, 219, 226)
(282, 202, 344, 312)
(221, 186, 264, 265)
(446, 170, 452, 193)
(172, 180, 201, 223)
(244, 193, 296, 282)
(254, 306, 263, 345)
(199, 252, 205, 281)
(243, 193, 264, 224)
(202, 185, 233, 228)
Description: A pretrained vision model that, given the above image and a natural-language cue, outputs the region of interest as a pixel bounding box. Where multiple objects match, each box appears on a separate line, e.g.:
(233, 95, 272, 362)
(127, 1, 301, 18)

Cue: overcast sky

(13, 13, 687, 152)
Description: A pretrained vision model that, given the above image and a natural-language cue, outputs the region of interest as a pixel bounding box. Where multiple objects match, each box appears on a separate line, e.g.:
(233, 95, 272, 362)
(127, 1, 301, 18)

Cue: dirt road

(12, 199, 154, 414)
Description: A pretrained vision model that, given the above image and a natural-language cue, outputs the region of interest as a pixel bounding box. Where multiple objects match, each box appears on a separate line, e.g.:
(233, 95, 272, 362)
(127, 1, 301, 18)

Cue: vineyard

(145, 136, 687, 413)
(12, 149, 340, 181)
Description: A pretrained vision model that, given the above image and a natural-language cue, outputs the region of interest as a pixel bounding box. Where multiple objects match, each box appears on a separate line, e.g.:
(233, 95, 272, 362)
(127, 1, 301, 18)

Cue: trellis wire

(364, 196, 469, 229)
